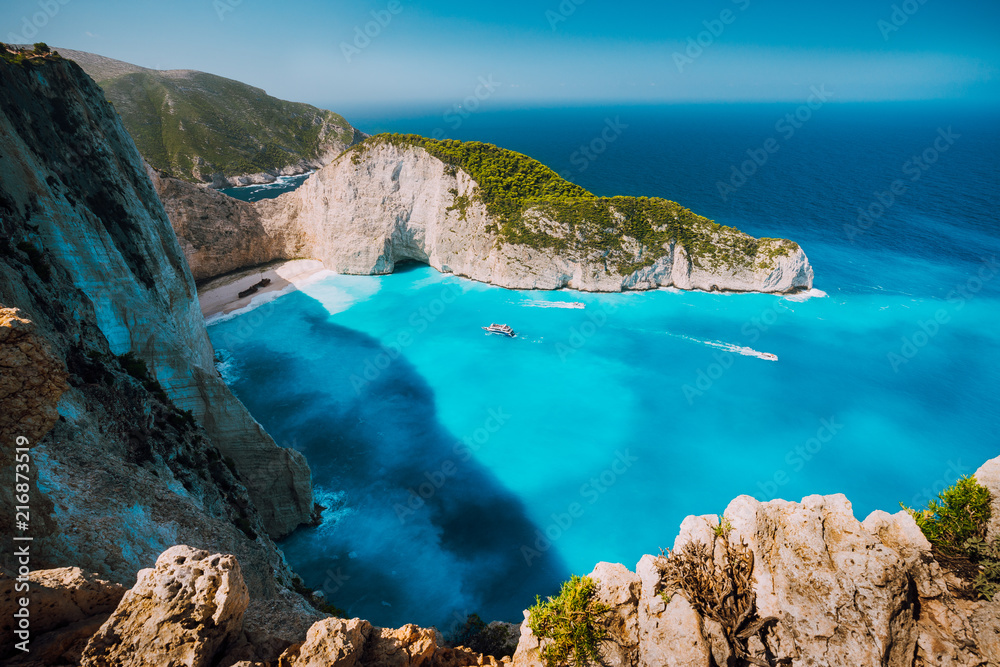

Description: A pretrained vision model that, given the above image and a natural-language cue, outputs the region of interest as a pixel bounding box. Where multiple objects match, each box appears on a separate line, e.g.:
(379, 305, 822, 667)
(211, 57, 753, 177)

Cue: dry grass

(657, 526, 784, 666)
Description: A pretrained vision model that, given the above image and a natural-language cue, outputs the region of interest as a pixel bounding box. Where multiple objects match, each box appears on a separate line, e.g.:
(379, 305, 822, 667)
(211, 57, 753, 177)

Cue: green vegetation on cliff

(527, 575, 612, 667)
(352, 134, 798, 275)
(59, 49, 361, 183)
(904, 476, 999, 600)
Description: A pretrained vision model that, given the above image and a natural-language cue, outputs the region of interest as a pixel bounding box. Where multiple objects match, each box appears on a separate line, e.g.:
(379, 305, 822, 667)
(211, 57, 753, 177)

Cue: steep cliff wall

(0, 54, 312, 598)
(157, 140, 813, 293)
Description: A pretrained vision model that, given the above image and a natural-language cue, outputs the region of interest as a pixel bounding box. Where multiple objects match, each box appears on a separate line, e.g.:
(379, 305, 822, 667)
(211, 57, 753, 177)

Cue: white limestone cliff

(159, 143, 813, 294)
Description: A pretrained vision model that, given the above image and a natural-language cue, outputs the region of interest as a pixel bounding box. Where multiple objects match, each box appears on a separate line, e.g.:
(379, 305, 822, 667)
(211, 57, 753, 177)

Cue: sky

(2, 0, 998, 112)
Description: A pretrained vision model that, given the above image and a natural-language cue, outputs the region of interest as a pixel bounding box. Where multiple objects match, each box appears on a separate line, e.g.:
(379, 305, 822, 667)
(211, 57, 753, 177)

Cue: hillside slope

(58, 48, 364, 186)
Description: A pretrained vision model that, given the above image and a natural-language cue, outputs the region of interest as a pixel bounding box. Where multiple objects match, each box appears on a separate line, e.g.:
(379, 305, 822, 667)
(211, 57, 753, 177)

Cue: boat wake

(666, 332, 779, 362)
(518, 300, 586, 309)
(782, 288, 828, 303)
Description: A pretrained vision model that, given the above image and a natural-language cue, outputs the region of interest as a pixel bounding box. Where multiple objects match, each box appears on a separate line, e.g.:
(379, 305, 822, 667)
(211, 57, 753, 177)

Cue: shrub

(903, 476, 998, 600)
(32, 42, 50, 55)
(657, 529, 778, 666)
(447, 614, 518, 659)
(527, 575, 611, 667)
(903, 476, 991, 556)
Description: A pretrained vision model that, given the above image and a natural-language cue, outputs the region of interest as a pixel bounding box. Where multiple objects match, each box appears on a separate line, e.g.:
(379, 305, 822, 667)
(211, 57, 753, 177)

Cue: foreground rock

(0, 568, 125, 664)
(512, 486, 1000, 667)
(81, 546, 249, 667)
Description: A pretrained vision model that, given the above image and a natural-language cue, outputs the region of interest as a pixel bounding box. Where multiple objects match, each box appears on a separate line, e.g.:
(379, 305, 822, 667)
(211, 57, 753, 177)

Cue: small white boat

(482, 323, 516, 337)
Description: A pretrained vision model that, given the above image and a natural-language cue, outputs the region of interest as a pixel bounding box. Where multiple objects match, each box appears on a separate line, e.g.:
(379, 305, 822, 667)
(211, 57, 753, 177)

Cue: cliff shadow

(209, 291, 569, 629)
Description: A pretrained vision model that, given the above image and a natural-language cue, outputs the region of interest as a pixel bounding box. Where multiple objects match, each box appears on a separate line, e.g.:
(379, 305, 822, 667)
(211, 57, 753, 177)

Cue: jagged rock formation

(80, 546, 249, 667)
(155, 141, 813, 293)
(510, 461, 1000, 666)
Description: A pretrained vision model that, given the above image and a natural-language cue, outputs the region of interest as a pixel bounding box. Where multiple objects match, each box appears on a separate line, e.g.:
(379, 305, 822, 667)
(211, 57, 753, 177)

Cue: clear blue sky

(3, 0, 998, 111)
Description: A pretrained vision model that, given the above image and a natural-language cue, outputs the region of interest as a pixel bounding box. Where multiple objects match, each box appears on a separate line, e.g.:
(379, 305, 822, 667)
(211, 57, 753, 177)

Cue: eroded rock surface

(81, 546, 249, 667)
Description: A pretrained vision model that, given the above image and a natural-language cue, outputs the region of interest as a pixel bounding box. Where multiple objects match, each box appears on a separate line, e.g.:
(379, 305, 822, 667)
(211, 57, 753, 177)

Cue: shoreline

(197, 259, 332, 323)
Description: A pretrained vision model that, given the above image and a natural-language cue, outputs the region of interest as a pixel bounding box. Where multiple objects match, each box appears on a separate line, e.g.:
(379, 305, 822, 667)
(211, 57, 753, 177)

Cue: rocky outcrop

(155, 142, 813, 293)
(0, 308, 68, 443)
(511, 486, 1000, 667)
(0, 568, 125, 664)
(81, 546, 249, 667)
(149, 169, 306, 283)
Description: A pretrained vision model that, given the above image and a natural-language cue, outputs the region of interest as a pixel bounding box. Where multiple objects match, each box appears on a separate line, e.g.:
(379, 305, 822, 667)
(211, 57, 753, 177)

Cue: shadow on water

(213, 291, 569, 630)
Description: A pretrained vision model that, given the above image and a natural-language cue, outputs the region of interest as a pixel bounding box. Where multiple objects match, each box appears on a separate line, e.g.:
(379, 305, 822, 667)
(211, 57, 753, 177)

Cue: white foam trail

(782, 288, 828, 303)
(666, 332, 779, 362)
(518, 300, 586, 309)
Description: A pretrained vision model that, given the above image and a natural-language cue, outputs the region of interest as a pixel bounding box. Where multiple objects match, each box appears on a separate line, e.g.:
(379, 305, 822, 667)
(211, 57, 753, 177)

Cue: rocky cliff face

(10, 456, 999, 666)
(157, 142, 813, 293)
(0, 53, 312, 613)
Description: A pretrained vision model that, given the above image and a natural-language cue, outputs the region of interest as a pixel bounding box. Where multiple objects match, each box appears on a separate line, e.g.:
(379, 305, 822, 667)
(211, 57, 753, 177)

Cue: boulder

(81, 546, 249, 667)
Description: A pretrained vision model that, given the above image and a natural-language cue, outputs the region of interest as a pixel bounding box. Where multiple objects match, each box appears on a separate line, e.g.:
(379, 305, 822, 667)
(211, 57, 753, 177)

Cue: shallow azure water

(208, 102, 1000, 630)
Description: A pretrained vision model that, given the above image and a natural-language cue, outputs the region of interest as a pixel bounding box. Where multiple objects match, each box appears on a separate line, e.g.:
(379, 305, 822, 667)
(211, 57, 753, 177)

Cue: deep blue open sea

(208, 102, 1000, 631)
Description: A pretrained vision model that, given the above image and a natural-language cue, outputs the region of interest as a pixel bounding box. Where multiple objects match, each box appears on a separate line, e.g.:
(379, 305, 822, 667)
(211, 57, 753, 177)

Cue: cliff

(157, 137, 814, 293)
(0, 50, 312, 607)
(9, 457, 999, 666)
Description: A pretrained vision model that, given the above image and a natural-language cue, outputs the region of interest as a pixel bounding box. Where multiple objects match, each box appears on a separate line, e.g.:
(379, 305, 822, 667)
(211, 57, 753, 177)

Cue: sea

(208, 102, 1000, 631)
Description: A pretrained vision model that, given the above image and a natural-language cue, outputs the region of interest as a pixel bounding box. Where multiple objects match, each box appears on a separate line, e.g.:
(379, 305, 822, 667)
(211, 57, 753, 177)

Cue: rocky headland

(155, 136, 814, 296)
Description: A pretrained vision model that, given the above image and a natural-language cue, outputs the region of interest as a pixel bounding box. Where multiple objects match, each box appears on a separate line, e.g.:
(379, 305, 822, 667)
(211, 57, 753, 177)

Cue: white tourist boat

(482, 323, 516, 337)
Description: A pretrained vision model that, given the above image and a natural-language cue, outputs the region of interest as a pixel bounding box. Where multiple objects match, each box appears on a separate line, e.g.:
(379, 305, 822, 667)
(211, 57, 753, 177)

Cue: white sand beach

(197, 259, 331, 322)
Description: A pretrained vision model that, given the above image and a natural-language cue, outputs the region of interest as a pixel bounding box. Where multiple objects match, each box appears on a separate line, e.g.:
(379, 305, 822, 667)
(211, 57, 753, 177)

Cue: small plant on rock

(903, 475, 999, 600)
(527, 575, 612, 667)
(657, 531, 780, 666)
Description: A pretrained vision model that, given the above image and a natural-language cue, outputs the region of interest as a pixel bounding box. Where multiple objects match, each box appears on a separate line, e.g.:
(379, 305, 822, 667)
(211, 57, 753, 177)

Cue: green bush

(903, 476, 999, 601)
(903, 476, 991, 556)
(527, 575, 611, 667)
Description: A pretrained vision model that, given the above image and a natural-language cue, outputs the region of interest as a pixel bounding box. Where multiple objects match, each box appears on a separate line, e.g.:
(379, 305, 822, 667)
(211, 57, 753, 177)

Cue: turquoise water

(208, 103, 1000, 630)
